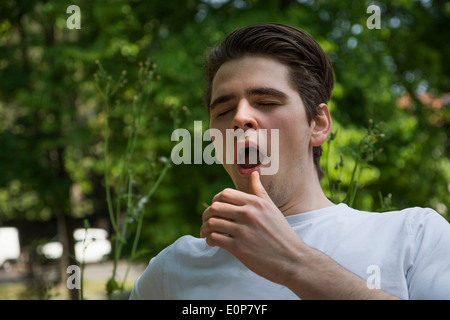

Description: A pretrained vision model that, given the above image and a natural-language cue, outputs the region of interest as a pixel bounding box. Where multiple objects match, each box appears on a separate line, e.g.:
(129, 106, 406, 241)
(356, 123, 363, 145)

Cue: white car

(0, 227, 21, 270)
(38, 228, 111, 264)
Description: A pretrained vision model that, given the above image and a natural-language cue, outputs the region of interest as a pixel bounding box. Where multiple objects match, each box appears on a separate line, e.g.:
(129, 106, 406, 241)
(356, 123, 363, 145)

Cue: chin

(232, 176, 251, 193)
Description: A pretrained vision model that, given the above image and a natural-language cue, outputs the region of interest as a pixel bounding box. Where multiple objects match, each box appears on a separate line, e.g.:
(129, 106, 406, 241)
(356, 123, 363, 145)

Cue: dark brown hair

(203, 22, 334, 180)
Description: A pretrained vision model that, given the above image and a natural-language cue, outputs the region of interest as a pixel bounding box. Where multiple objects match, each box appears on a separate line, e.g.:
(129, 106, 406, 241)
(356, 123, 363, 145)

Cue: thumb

(250, 171, 272, 203)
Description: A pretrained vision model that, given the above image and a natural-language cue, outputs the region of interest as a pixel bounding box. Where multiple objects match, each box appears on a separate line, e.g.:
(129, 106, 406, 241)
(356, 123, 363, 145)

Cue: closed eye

(256, 102, 280, 107)
(216, 102, 278, 117)
(216, 108, 233, 117)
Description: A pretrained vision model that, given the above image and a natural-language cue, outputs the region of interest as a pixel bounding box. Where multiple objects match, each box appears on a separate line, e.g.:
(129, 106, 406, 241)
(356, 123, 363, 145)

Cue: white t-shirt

(129, 203, 450, 300)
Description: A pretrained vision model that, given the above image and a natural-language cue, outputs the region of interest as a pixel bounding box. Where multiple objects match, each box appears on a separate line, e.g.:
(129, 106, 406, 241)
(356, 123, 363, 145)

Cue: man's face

(209, 56, 314, 207)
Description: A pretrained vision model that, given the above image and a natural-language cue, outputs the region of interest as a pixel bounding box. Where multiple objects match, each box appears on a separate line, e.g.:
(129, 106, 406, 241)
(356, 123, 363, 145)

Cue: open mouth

(238, 146, 261, 168)
(236, 142, 265, 174)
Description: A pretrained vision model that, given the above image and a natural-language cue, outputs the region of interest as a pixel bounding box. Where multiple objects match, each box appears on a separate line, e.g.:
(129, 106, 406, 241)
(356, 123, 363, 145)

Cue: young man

(130, 23, 450, 300)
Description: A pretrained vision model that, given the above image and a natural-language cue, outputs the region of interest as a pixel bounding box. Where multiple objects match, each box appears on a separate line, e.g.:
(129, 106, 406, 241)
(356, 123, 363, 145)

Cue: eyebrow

(246, 87, 289, 100)
(209, 93, 236, 111)
(209, 87, 289, 111)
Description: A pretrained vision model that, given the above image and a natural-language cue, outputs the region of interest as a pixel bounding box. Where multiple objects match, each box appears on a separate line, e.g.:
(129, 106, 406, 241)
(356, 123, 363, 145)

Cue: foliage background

(0, 0, 449, 298)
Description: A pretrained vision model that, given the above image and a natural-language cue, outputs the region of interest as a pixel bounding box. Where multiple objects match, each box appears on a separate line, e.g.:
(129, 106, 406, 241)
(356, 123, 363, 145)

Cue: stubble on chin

(263, 177, 288, 207)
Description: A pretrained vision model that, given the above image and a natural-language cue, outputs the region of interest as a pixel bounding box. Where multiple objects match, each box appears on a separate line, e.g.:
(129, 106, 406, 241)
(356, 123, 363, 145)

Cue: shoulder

(354, 205, 450, 257)
(400, 206, 449, 227)
(171, 235, 212, 253)
(349, 205, 447, 227)
(398, 206, 450, 245)
(339, 205, 450, 246)
(159, 235, 224, 262)
(149, 235, 215, 268)
(375, 206, 449, 238)
(130, 235, 212, 299)
(392, 207, 450, 299)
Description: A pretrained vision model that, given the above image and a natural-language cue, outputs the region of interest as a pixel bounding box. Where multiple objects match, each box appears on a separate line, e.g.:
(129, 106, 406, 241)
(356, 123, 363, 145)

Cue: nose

(231, 99, 258, 131)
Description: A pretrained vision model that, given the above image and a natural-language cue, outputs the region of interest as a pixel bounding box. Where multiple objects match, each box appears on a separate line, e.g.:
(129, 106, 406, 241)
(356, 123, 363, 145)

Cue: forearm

(284, 244, 400, 300)
(201, 173, 401, 300)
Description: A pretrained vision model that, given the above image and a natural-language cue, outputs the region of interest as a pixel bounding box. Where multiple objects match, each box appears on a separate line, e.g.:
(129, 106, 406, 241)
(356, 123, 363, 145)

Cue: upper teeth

(238, 147, 259, 164)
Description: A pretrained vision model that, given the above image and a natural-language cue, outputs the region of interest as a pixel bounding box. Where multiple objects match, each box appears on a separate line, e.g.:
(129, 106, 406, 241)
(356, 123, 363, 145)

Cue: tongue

(240, 151, 261, 169)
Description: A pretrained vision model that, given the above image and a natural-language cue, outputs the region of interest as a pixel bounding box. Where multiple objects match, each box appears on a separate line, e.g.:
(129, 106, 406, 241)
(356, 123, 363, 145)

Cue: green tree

(1, 0, 448, 299)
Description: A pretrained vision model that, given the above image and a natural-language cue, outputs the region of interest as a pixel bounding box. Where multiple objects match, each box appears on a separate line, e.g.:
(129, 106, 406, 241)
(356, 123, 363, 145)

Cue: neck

(276, 169, 334, 217)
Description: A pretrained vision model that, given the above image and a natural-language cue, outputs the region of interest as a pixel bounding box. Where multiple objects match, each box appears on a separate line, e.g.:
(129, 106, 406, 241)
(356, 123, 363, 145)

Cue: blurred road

(0, 260, 147, 299)
(83, 259, 146, 282)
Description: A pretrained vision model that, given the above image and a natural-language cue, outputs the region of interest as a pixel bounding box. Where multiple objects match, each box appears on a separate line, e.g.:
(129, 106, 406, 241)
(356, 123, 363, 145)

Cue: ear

(310, 103, 332, 147)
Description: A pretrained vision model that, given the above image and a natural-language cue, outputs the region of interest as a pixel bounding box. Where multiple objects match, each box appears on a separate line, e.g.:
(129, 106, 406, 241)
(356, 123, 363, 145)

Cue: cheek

(211, 130, 226, 164)
(278, 122, 311, 161)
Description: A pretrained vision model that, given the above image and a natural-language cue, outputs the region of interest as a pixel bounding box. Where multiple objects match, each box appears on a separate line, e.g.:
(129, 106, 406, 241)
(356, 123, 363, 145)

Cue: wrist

(280, 244, 400, 300)
(278, 241, 313, 289)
